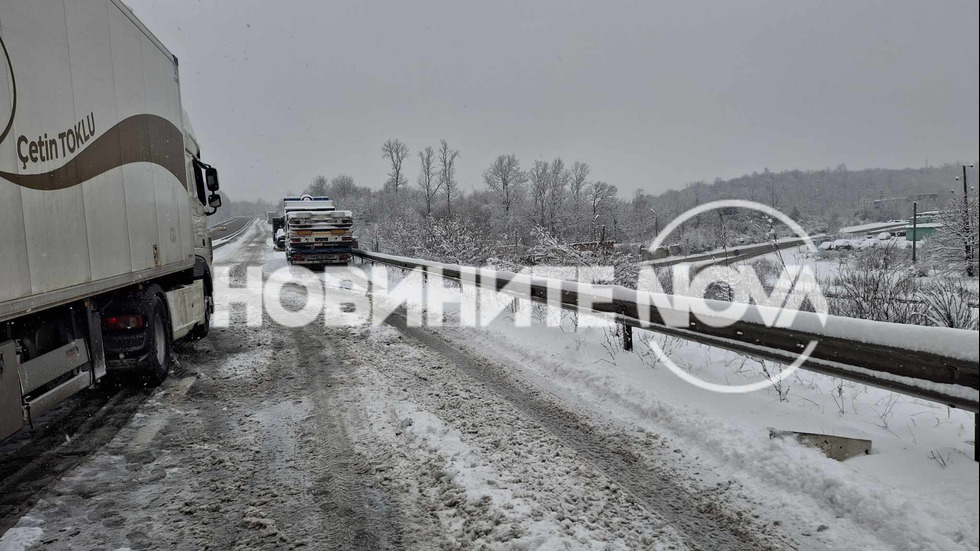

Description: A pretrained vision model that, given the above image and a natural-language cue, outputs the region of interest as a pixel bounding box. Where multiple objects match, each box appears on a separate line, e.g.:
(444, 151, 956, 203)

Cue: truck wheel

(186, 289, 212, 341)
(141, 295, 172, 386)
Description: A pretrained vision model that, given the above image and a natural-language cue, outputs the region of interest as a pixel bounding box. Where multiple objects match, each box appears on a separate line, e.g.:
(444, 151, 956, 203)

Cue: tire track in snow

(290, 329, 403, 550)
(218, 226, 404, 549)
(385, 313, 785, 550)
(330, 322, 693, 548)
(0, 385, 142, 534)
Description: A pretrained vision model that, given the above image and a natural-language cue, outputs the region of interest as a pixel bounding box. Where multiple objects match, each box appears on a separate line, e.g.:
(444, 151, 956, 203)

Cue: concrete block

(769, 428, 872, 461)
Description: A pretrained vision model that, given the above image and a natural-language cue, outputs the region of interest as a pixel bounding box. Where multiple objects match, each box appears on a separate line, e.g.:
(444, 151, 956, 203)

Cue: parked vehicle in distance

(274, 229, 286, 251)
(281, 195, 354, 266)
(271, 215, 285, 249)
(0, 0, 222, 441)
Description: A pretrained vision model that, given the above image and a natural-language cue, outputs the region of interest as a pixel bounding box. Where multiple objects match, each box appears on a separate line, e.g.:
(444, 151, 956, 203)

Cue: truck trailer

(0, 0, 223, 441)
(282, 195, 354, 266)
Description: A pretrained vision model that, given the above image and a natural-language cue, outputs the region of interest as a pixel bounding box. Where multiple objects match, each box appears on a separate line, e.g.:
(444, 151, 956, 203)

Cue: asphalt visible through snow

(208, 217, 253, 240)
(0, 222, 796, 550)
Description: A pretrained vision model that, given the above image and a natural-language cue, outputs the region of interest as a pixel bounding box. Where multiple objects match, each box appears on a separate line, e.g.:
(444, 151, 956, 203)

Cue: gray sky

(126, 0, 979, 202)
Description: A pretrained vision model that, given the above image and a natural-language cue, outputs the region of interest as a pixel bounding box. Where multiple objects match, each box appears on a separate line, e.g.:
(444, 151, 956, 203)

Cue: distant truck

(1, 1, 222, 440)
(282, 195, 354, 266)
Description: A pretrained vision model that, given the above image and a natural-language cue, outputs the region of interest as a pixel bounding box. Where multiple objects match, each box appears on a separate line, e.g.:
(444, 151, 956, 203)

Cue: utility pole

(911, 202, 917, 264)
(649, 208, 660, 237)
(962, 164, 974, 277)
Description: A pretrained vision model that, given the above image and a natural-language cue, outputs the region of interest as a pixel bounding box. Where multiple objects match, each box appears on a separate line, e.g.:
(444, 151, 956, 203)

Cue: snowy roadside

(378, 269, 978, 550)
(334, 322, 721, 549)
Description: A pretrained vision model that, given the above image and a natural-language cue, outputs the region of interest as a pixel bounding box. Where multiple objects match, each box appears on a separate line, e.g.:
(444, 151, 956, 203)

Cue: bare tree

(569, 161, 591, 205)
(381, 138, 410, 192)
(763, 167, 781, 208)
(483, 154, 527, 213)
(329, 174, 357, 200)
(417, 146, 440, 215)
(437, 139, 460, 217)
(588, 181, 618, 241)
(305, 174, 328, 196)
(569, 161, 591, 240)
(546, 158, 571, 235)
(529, 160, 550, 227)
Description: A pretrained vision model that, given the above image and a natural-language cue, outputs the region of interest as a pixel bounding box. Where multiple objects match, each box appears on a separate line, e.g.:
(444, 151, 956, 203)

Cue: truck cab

(0, 0, 222, 441)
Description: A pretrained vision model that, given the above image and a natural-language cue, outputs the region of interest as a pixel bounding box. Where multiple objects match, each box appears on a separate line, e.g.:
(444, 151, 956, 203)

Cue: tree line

(276, 139, 976, 274)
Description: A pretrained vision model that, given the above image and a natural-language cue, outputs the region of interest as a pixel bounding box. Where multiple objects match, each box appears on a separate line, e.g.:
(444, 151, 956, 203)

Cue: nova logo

(637, 200, 830, 394)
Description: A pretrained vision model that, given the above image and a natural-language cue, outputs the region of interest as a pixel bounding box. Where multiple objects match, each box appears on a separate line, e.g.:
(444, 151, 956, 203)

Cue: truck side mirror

(205, 167, 220, 192)
(208, 193, 222, 209)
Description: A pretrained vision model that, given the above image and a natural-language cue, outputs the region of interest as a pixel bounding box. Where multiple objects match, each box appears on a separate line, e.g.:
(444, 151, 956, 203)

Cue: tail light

(104, 314, 144, 331)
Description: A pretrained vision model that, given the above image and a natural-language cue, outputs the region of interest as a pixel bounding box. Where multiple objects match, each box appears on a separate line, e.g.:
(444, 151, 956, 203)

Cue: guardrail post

(366, 262, 374, 316)
(353, 250, 980, 417)
(621, 322, 633, 351)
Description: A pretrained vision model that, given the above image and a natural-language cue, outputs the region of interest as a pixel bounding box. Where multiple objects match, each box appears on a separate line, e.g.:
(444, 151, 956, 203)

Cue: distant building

(906, 211, 943, 242)
(837, 220, 908, 239)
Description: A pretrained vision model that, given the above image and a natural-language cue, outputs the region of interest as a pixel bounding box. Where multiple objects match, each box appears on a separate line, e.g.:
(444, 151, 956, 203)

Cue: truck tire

(140, 295, 172, 386)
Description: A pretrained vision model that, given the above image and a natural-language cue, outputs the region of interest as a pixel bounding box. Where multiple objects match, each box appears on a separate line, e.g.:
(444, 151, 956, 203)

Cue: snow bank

(0, 518, 44, 551)
(359, 251, 980, 365)
(374, 268, 977, 549)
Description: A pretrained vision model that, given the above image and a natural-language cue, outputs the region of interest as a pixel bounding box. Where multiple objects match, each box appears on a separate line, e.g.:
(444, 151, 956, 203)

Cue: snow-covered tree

(329, 174, 358, 200)
(568, 161, 591, 240)
(546, 158, 570, 236)
(417, 146, 440, 215)
(483, 154, 527, 213)
(437, 140, 461, 217)
(529, 160, 550, 228)
(381, 138, 410, 192)
(305, 174, 329, 196)
(588, 181, 617, 241)
(931, 194, 979, 276)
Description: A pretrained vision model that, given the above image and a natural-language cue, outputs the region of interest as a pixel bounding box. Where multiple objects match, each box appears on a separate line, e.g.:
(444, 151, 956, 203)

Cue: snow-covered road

(2, 222, 976, 551)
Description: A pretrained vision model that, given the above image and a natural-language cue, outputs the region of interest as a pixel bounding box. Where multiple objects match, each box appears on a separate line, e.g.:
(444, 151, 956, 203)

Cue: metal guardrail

(642, 236, 818, 269)
(212, 218, 255, 249)
(208, 216, 237, 230)
(352, 250, 979, 415)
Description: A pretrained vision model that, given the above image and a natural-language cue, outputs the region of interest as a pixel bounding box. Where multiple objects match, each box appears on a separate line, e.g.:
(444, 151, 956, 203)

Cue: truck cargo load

(282, 195, 353, 266)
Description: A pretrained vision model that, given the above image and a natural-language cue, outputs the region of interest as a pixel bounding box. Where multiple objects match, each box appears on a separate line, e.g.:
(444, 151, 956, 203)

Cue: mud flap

(0, 340, 23, 440)
(87, 302, 107, 380)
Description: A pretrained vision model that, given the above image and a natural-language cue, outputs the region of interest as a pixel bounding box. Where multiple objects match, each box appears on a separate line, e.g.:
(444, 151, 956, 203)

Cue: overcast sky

(126, 0, 979, 202)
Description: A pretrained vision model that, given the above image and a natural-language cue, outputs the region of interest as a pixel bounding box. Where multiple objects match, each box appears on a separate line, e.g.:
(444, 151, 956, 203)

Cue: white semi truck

(0, 1, 222, 441)
(282, 195, 354, 266)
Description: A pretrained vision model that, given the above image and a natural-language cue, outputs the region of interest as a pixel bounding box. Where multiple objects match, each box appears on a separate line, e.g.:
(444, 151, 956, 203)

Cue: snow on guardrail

(212, 218, 254, 249)
(352, 249, 979, 412)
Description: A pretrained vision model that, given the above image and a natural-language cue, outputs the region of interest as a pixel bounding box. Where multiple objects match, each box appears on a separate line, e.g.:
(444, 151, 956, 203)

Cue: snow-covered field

(2, 222, 976, 551)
